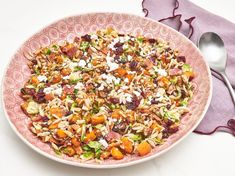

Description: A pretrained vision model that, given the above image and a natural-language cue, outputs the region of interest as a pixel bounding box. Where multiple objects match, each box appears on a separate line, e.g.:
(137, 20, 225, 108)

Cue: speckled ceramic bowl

(2, 12, 212, 168)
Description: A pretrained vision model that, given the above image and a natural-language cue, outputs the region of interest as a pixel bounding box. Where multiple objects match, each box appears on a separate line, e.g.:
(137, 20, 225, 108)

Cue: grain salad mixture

(20, 28, 195, 161)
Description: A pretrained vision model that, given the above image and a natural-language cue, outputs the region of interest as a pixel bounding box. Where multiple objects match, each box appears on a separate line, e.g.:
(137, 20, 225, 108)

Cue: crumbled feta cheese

(107, 61, 119, 71)
(123, 44, 129, 49)
(63, 75, 70, 80)
(53, 86, 63, 96)
(101, 74, 120, 85)
(37, 75, 47, 82)
(133, 90, 141, 97)
(87, 63, 92, 68)
(98, 84, 104, 91)
(43, 87, 54, 94)
(119, 93, 132, 104)
(157, 69, 167, 76)
(114, 77, 121, 85)
(78, 60, 86, 67)
(43, 85, 63, 96)
(124, 78, 129, 83)
(127, 55, 132, 61)
(90, 34, 98, 40)
(74, 82, 84, 90)
(99, 138, 108, 148)
(126, 95, 132, 102)
(106, 55, 119, 71)
(68, 62, 78, 69)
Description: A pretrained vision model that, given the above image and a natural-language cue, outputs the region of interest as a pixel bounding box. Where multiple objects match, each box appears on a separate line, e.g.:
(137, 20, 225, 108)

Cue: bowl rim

(1, 12, 212, 169)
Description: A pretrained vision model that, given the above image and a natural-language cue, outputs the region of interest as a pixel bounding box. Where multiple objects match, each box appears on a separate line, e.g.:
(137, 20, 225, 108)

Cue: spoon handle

(220, 72, 235, 105)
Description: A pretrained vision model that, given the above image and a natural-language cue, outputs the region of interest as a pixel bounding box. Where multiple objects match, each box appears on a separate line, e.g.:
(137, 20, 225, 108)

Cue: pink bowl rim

(1, 12, 212, 169)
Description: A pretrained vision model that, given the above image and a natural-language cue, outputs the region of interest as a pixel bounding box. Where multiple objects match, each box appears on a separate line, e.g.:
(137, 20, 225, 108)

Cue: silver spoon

(198, 32, 235, 105)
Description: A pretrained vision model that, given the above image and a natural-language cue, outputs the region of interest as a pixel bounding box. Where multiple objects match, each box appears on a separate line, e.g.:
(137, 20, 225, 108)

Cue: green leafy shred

(80, 151, 94, 160)
(87, 141, 102, 150)
(182, 64, 192, 72)
(80, 41, 90, 51)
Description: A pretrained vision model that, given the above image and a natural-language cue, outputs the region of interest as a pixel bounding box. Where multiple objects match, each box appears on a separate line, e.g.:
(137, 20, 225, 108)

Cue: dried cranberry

(129, 60, 138, 70)
(153, 78, 158, 85)
(168, 124, 179, 133)
(141, 90, 146, 98)
(105, 131, 121, 142)
(21, 88, 35, 95)
(151, 99, 159, 104)
(31, 59, 37, 65)
(162, 129, 169, 138)
(41, 116, 49, 122)
(118, 34, 125, 37)
(112, 121, 127, 133)
(166, 104, 171, 109)
(148, 38, 156, 43)
(81, 34, 91, 42)
(65, 111, 73, 116)
(114, 42, 123, 48)
(34, 96, 46, 103)
(74, 37, 80, 43)
(126, 96, 140, 110)
(114, 55, 120, 62)
(177, 56, 186, 63)
(115, 46, 123, 55)
(109, 97, 119, 104)
(149, 56, 156, 63)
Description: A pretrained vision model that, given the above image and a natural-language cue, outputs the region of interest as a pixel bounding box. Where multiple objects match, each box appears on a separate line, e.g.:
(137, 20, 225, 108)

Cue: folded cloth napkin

(142, 0, 235, 135)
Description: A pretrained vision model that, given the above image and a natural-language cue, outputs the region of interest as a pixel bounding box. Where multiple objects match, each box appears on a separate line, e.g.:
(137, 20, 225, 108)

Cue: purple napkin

(142, 0, 235, 135)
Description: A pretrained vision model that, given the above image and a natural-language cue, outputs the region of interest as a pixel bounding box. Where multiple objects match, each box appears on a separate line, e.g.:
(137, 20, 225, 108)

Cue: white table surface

(0, 0, 235, 175)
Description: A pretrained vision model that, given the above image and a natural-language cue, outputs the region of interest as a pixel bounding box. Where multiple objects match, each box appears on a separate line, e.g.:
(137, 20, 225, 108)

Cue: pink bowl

(2, 12, 212, 168)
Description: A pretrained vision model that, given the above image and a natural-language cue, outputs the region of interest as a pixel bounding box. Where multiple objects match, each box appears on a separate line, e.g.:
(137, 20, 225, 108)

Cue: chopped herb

(54, 149, 62, 155)
(45, 49, 51, 55)
(69, 78, 82, 84)
(130, 134, 142, 141)
(74, 89, 79, 95)
(74, 66, 83, 71)
(137, 37, 144, 43)
(180, 99, 188, 106)
(87, 141, 102, 150)
(82, 145, 91, 151)
(182, 64, 192, 72)
(95, 148, 102, 158)
(80, 151, 94, 160)
(80, 41, 90, 51)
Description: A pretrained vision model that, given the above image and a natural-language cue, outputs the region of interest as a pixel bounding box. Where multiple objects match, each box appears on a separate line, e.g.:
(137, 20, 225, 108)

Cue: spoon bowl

(198, 32, 227, 72)
(199, 32, 235, 104)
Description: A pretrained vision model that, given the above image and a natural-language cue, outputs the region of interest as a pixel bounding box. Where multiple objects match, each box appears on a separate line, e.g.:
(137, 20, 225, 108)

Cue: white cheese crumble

(107, 61, 119, 71)
(74, 82, 84, 90)
(43, 85, 63, 96)
(124, 78, 129, 83)
(78, 60, 86, 67)
(133, 90, 141, 97)
(99, 138, 108, 148)
(37, 75, 47, 82)
(101, 74, 120, 85)
(153, 67, 167, 76)
(98, 84, 105, 91)
(91, 34, 98, 40)
(68, 62, 78, 69)
(119, 93, 132, 104)
(106, 54, 119, 71)
(127, 55, 133, 61)
(63, 75, 70, 80)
